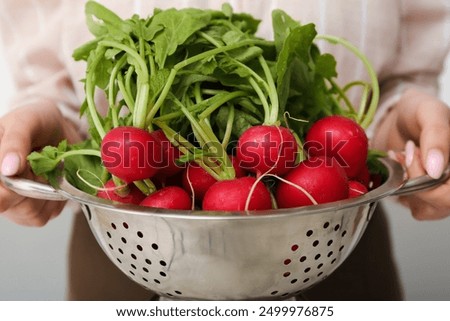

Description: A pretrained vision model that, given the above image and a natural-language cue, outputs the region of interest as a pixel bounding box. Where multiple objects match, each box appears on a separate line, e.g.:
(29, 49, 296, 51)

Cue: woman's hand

(372, 88, 450, 220)
(0, 101, 81, 226)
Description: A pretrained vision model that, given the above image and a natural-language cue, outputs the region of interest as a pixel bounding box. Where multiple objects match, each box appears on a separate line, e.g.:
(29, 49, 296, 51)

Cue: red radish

(236, 125, 298, 176)
(100, 126, 162, 183)
(276, 156, 349, 208)
(96, 180, 146, 204)
(229, 155, 247, 178)
(140, 186, 192, 210)
(182, 156, 246, 201)
(182, 162, 218, 201)
(151, 129, 184, 178)
(348, 180, 368, 198)
(202, 176, 272, 211)
(304, 115, 368, 178)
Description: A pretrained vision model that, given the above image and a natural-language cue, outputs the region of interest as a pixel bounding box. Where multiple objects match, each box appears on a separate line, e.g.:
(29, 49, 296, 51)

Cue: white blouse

(0, 0, 449, 136)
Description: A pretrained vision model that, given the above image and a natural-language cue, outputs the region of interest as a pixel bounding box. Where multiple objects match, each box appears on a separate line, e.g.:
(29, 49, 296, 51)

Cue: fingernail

(1, 152, 20, 176)
(426, 149, 445, 179)
(405, 140, 415, 168)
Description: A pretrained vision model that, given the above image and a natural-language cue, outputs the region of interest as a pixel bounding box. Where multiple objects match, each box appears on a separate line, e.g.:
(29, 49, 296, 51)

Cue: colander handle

(392, 164, 450, 196)
(0, 175, 67, 201)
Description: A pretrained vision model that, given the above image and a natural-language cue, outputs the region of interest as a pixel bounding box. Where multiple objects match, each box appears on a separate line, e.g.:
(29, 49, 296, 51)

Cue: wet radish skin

(236, 125, 298, 176)
(304, 116, 368, 178)
(97, 180, 146, 205)
(140, 186, 192, 210)
(276, 156, 349, 208)
(202, 176, 272, 212)
(100, 126, 162, 183)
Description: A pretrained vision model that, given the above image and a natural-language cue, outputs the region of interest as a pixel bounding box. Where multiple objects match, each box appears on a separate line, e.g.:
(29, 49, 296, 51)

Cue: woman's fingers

(1, 197, 66, 227)
(0, 102, 75, 227)
(414, 96, 450, 179)
(399, 142, 450, 220)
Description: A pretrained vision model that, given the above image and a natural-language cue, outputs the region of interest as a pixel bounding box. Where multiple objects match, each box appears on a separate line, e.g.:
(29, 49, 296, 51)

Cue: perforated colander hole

(299, 256, 307, 262)
(131, 264, 137, 270)
(111, 223, 117, 230)
(306, 230, 313, 237)
(314, 254, 321, 260)
(303, 278, 310, 283)
(270, 291, 278, 296)
(152, 243, 159, 250)
(117, 258, 122, 264)
(327, 240, 333, 246)
(143, 267, 149, 273)
(317, 272, 324, 277)
(331, 258, 337, 264)
(123, 222, 129, 229)
(121, 237, 127, 244)
(160, 271, 167, 277)
(312, 240, 319, 247)
(339, 245, 345, 252)
(290, 279, 298, 284)
(129, 271, 135, 276)
(137, 231, 144, 238)
(131, 254, 137, 260)
(154, 279, 161, 284)
(281, 293, 290, 297)
(118, 248, 124, 255)
(283, 272, 291, 277)
(175, 291, 182, 295)
(166, 293, 174, 297)
(334, 224, 340, 231)
(160, 260, 167, 267)
(137, 245, 143, 251)
(143, 277, 148, 282)
(291, 244, 299, 251)
(108, 244, 114, 250)
(327, 251, 334, 257)
(323, 222, 330, 229)
(304, 267, 311, 273)
(284, 259, 291, 265)
(145, 259, 152, 265)
(106, 232, 111, 238)
(317, 263, 323, 269)
(341, 230, 347, 237)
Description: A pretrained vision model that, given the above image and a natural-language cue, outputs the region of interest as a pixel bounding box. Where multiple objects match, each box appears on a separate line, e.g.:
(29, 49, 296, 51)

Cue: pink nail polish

(405, 140, 415, 168)
(426, 149, 444, 179)
(1, 153, 20, 176)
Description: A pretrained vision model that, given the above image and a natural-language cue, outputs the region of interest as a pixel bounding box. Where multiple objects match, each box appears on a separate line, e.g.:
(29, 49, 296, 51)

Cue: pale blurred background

(0, 44, 449, 301)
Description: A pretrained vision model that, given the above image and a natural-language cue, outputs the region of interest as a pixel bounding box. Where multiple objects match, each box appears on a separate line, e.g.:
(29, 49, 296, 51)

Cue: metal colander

(1, 159, 448, 300)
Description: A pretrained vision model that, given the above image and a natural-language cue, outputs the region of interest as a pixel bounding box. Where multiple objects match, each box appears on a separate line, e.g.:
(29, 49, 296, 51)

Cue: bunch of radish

(27, 2, 384, 213)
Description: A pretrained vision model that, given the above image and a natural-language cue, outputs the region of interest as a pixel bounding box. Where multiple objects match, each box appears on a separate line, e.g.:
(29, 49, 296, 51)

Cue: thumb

(0, 102, 65, 177)
(0, 125, 33, 176)
(416, 102, 450, 179)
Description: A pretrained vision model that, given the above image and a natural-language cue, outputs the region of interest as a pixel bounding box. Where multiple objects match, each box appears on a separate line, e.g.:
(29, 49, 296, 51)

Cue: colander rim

(56, 157, 405, 220)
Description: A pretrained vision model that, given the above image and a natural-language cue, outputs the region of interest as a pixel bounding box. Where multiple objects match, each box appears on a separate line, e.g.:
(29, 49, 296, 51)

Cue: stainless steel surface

(0, 175, 67, 201)
(0, 159, 448, 300)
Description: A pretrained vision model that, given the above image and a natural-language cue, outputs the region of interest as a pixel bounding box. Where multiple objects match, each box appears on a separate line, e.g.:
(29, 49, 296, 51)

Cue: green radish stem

(108, 55, 127, 128)
(85, 48, 107, 139)
(316, 34, 380, 129)
(54, 149, 101, 163)
(221, 104, 235, 148)
(99, 40, 149, 129)
(117, 72, 135, 113)
(177, 101, 235, 180)
(153, 120, 224, 181)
